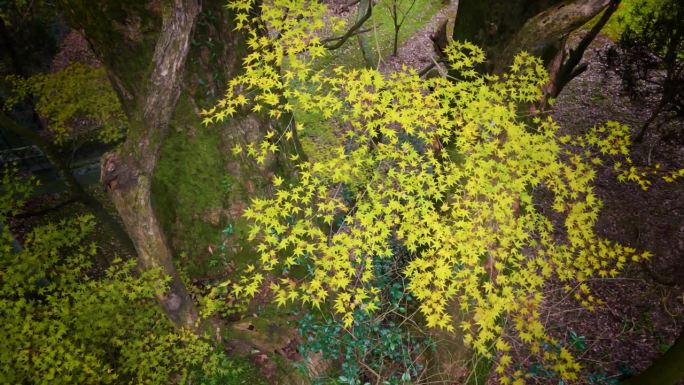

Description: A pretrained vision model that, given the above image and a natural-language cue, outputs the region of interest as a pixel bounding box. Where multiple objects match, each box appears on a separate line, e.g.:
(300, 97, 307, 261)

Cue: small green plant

(381, 0, 419, 56)
(296, 255, 432, 385)
(568, 329, 586, 351)
(188, 349, 266, 385)
(222, 176, 234, 193)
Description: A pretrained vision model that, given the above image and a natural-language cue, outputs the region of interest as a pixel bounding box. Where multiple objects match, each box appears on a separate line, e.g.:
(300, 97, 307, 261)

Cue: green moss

(223, 217, 261, 270)
(61, 1, 160, 99)
(585, 0, 647, 41)
(295, 110, 339, 164)
(153, 97, 226, 277)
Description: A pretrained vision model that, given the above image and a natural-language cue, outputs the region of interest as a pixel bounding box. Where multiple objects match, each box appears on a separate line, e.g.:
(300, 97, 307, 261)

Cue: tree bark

(497, 0, 611, 71)
(60, 0, 283, 330)
(622, 330, 684, 385)
(393, 15, 400, 57)
(539, 0, 620, 109)
(101, 0, 201, 329)
(357, 0, 378, 68)
(450, 0, 610, 75)
(61, 0, 201, 329)
(635, 94, 668, 142)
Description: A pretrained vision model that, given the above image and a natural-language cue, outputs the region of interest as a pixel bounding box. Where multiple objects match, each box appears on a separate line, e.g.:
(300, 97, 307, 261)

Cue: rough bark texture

(103, 155, 200, 329)
(451, 0, 609, 73)
(498, 0, 610, 71)
(452, 0, 563, 71)
(103, 0, 200, 329)
(60, 0, 282, 330)
(622, 330, 684, 385)
(357, 0, 378, 68)
(62, 0, 201, 329)
(539, 0, 620, 110)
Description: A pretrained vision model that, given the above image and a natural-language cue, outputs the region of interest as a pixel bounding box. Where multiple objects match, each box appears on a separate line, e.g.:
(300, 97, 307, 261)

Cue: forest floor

(543, 34, 684, 385)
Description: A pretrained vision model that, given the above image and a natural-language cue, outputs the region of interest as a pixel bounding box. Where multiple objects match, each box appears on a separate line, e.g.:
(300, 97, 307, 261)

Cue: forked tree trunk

(497, 0, 611, 70)
(540, 0, 620, 109)
(60, 0, 292, 330)
(451, 0, 562, 71)
(100, 0, 201, 329)
(449, 0, 612, 90)
(61, 0, 201, 329)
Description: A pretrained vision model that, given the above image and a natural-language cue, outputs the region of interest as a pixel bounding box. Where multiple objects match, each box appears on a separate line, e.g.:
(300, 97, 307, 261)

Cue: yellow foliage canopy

(203, 0, 660, 382)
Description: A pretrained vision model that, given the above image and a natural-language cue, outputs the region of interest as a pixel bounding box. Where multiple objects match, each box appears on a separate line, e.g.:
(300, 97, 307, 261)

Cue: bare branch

(323, 0, 373, 50)
(551, 0, 621, 98)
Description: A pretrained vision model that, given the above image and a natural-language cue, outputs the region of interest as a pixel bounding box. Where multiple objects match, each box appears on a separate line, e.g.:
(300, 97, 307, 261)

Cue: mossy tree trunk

(495, 0, 610, 69)
(61, 0, 201, 329)
(60, 0, 277, 329)
(450, 0, 561, 69)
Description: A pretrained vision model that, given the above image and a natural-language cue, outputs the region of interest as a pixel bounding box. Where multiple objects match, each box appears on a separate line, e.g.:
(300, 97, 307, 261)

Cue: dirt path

(321, 0, 449, 72)
(376, 4, 450, 74)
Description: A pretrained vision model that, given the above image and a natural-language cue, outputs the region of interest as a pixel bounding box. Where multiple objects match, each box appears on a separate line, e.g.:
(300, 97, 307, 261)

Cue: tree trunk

(497, 0, 610, 70)
(539, 0, 620, 109)
(357, 0, 378, 68)
(60, 0, 201, 329)
(622, 330, 684, 385)
(450, 0, 610, 74)
(393, 24, 400, 57)
(60, 0, 285, 329)
(102, 0, 200, 329)
(635, 94, 668, 142)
